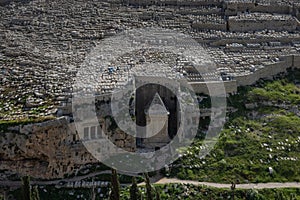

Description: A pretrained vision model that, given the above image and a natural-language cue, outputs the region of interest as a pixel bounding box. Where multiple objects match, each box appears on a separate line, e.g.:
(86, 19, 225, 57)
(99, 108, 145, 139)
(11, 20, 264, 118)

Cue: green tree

(144, 173, 153, 200)
(110, 168, 120, 200)
(130, 177, 140, 200)
(21, 176, 40, 200)
(231, 182, 236, 200)
(21, 176, 31, 200)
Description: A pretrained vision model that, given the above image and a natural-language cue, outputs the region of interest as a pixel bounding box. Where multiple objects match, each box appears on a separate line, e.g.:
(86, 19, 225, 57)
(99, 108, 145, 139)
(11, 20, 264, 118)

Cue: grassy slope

(169, 69, 300, 183)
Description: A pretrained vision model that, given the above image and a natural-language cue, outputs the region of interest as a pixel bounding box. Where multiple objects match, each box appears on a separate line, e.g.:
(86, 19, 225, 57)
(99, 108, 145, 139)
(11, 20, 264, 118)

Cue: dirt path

(154, 178, 300, 189)
(1, 172, 300, 190)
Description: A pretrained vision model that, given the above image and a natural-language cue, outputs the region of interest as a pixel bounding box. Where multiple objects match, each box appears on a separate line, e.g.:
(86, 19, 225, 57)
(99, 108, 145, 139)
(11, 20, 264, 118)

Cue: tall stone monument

(143, 93, 171, 149)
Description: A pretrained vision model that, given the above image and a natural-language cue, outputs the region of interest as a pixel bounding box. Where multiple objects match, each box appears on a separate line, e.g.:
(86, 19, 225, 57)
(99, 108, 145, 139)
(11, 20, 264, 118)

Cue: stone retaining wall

(190, 80, 237, 95)
(228, 15, 299, 32)
(225, 2, 291, 16)
(192, 22, 227, 31)
(235, 55, 295, 86)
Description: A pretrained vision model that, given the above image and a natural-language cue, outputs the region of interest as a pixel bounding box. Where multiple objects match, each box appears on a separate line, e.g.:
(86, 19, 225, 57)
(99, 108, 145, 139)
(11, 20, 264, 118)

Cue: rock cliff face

(0, 116, 136, 179)
(0, 117, 96, 179)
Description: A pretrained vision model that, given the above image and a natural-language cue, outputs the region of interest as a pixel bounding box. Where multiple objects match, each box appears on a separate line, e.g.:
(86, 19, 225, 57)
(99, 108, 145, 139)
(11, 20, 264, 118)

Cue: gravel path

(155, 178, 300, 189)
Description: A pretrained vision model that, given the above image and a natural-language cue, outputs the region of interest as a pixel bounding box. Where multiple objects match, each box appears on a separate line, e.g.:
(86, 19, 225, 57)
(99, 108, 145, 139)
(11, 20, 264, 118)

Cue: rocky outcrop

(0, 117, 96, 179)
(0, 115, 137, 180)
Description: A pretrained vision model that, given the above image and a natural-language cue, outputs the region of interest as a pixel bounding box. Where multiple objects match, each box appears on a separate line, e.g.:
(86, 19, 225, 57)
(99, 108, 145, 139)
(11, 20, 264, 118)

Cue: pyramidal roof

(145, 93, 169, 115)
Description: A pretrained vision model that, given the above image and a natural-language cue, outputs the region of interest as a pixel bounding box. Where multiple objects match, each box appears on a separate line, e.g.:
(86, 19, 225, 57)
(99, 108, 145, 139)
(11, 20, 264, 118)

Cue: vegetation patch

(120, 183, 300, 200)
(168, 69, 300, 183)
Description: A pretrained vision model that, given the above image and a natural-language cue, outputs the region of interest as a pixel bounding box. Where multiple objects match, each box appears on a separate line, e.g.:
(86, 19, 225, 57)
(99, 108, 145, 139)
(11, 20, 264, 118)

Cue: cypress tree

(21, 176, 31, 200)
(130, 177, 140, 200)
(110, 168, 120, 200)
(21, 176, 40, 200)
(144, 173, 153, 200)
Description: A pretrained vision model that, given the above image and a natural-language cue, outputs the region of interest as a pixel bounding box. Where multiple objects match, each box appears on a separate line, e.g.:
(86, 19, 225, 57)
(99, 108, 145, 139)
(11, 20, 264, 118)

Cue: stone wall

(190, 55, 296, 93)
(228, 15, 299, 32)
(235, 56, 294, 86)
(192, 22, 227, 31)
(293, 55, 300, 69)
(210, 37, 298, 47)
(126, 0, 222, 7)
(225, 2, 291, 16)
(190, 80, 237, 95)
